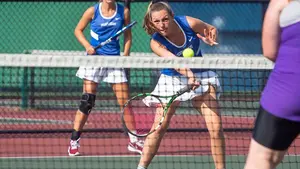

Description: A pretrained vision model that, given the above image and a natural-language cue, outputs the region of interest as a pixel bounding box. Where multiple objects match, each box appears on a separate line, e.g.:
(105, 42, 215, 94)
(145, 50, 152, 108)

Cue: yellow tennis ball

(182, 48, 194, 58)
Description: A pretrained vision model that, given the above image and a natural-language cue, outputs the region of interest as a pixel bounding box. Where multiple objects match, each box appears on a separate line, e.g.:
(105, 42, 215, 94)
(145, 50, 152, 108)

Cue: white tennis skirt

(143, 71, 222, 105)
(76, 67, 127, 83)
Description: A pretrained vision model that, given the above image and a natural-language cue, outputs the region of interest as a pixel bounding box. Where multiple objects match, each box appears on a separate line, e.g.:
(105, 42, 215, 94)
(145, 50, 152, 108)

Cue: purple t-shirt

(260, 2, 300, 121)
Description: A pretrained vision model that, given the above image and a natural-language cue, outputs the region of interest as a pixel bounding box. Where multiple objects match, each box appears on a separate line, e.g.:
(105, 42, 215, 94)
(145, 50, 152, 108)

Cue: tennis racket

(94, 21, 137, 50)
(121, 86, 192, 137)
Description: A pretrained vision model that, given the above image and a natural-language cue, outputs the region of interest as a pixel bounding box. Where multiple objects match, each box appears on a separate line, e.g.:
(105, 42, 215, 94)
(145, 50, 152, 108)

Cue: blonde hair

(143, 1, 174, 35)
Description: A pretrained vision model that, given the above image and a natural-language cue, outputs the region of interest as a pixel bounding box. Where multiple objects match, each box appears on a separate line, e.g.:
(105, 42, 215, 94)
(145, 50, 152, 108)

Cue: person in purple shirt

(244, 0, 300, 169)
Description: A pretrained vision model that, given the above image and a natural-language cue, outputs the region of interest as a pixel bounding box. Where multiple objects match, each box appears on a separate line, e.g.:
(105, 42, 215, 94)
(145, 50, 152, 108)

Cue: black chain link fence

(0, 0, 268, 54)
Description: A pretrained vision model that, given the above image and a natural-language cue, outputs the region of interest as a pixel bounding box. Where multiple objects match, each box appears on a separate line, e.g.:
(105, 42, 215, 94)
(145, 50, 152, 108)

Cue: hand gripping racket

(121, 86, 192, 137)
(94, 21, 137, 50)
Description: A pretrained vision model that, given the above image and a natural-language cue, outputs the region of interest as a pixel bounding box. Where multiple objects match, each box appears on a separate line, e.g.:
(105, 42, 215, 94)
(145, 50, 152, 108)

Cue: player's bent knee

(257, 151, 280, 166)
(266, 151, 285, 166)
(79, 93, 96, 115)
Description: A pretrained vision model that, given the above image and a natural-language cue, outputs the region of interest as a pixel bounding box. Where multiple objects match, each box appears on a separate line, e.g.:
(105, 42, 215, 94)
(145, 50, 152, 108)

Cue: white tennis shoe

(68, 138, 80, 156)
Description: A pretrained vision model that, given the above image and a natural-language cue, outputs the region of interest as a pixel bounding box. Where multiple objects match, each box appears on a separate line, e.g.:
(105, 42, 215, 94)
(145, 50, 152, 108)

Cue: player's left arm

(262, 0, 289, 62)
(123, 1, 132, 56)
(186, 16, 218, 46)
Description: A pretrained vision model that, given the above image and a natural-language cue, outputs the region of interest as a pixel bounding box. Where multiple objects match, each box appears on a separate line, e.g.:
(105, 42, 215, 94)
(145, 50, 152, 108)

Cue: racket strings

(123, 95, 163, 137)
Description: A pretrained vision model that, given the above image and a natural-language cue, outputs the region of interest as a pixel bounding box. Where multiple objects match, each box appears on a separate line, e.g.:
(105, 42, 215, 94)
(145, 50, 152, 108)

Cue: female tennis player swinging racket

(136, 1, 226, 169)
(68, 0, 143, 156)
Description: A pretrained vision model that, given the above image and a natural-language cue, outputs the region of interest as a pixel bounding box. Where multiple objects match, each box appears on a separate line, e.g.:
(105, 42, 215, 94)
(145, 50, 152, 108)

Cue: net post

(20, 50, 34, 110)
(20, 67, 28, 110)
(29, 66, 35, 109)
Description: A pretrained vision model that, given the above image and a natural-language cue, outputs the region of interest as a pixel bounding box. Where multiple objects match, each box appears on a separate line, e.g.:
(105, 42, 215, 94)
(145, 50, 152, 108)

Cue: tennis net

(2, 53, 297, 169)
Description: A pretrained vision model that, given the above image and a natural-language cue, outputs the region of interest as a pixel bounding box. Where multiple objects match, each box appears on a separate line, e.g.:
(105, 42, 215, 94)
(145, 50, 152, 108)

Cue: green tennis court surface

(0, 156, 243, 169)
(1, 155, 300, 169)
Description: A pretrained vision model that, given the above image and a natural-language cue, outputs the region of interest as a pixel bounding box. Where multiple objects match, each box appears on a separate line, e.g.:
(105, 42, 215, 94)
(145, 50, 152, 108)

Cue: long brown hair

(142, 1, 174, 35)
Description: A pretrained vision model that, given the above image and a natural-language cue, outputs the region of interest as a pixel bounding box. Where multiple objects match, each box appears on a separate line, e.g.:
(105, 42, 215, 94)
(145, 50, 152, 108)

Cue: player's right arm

(150, 39, 199, 89)
(150, 39, 175, 59)
(262, 0, 289, 62)
(74, 7, 95, 55)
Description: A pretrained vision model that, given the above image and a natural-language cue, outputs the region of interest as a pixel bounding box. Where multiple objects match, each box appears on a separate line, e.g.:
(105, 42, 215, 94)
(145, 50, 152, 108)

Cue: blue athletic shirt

(90, 2, 124, 55)
(152, 16, 207, 76)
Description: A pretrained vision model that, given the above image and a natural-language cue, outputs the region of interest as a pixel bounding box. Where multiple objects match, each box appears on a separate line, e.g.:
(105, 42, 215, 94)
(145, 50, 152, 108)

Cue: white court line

(0, 155, 210, 159)
(0, 155, 138, 159)
(1, 154, 299, 160)
(0, 117, 73, 124)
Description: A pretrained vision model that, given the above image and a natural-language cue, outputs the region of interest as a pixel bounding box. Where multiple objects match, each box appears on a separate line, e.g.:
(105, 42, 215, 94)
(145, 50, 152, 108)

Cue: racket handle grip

(94, 42, 104, 50)
(177, 86, 192, 95)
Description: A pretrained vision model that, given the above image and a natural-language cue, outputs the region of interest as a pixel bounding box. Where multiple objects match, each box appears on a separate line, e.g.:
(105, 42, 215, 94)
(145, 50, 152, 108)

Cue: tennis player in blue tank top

(153, 15, 210, 76)
(137, 2, 226, 169)
(68, 0, 144, 156)
(89, 1, 124, 55)
(244, 0, 300, 169)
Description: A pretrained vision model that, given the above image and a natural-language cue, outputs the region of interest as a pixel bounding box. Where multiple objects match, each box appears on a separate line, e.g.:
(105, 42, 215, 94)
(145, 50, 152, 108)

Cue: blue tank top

(152, 16, 207, 76)
(260, 0, 300, 121)
(90, 3, 124, 55)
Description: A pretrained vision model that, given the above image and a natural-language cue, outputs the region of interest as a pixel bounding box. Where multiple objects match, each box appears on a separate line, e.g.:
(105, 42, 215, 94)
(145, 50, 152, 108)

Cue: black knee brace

(79, 93, 96, 115)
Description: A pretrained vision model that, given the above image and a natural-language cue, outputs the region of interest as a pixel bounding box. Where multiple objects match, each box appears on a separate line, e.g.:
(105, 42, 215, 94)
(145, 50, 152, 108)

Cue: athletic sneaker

(68, 138, 80, 156)
(128, 140, 144, 155)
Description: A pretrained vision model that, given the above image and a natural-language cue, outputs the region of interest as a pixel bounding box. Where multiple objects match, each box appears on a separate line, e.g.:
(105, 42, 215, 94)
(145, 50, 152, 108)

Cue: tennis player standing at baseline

(137, 1, 226, 169)
(68, 0, 144, 156)
(244, 0, 300, 169)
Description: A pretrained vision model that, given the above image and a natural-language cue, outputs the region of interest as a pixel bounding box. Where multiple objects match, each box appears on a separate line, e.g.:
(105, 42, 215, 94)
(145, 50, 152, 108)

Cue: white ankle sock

(137, 165, 146, 169)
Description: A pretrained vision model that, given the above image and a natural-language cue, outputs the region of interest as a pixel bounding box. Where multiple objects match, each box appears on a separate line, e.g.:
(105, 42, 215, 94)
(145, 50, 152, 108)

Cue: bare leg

(73, 80, 98, 132)
(138, 102, 180, 168)
(192, 85, 226, 169)
(244, 139, 286, 169)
